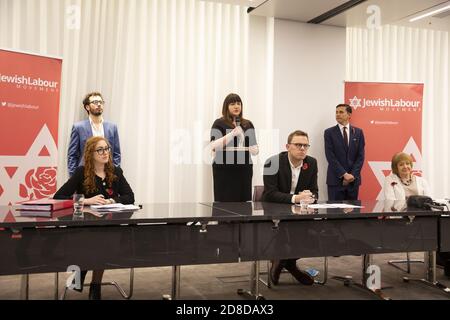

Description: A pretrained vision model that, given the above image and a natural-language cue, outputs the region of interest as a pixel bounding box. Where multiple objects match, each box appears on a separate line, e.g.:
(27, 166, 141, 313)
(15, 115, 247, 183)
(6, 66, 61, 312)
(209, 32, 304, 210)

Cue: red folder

(16, 198, 74, 211)
(18, 207, 74, 218)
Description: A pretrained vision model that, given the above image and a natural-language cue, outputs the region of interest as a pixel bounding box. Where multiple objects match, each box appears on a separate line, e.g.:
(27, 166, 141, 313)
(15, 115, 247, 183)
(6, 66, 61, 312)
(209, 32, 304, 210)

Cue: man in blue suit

(67, 92, 121, 176)
(324, 104, 365, 200)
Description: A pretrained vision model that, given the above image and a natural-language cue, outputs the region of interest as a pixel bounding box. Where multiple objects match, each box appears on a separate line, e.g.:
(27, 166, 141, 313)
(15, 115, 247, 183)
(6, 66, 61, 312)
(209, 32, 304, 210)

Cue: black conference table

(0, 203, 244, 299)
(440, 216, 450, 252)
(0, 200, 448, 300)
(202, 200, 450, 299)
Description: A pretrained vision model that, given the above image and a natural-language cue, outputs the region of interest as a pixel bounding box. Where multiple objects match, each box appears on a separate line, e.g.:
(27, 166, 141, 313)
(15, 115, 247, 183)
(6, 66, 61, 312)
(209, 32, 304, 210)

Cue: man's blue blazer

(67, 120, 121, 176)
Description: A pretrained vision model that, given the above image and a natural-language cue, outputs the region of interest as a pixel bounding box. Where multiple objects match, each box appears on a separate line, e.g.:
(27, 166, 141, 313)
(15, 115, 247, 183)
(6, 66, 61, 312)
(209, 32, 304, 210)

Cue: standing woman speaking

(210, 93, 259, 201)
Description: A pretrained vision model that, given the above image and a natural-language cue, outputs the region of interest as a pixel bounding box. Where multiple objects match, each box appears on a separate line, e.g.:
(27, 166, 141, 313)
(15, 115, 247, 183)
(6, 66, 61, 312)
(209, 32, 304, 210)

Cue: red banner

(0, 49, 62, 206)
(345, 82, 424, 200)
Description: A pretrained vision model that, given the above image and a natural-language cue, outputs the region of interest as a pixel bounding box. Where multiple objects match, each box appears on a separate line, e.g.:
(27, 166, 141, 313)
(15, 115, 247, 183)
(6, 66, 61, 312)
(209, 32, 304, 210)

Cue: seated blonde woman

(382, 152, 450, 277)
(383, 152, 430, 200)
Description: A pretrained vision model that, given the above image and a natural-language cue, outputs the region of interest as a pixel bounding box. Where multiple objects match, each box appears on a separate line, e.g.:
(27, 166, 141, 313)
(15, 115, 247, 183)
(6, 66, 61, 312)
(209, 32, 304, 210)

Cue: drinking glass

(299, 199, 309, 210)
(73, 194, 85, 216)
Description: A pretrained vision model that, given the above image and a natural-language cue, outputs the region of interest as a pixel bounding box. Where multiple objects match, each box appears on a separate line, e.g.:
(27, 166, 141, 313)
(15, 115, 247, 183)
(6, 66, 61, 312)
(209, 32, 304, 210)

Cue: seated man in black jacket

(262, 130, 318, 286)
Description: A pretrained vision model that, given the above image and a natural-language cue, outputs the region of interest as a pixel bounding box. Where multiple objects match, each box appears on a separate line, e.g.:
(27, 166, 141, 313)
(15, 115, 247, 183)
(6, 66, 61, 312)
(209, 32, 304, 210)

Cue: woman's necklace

(400, 176, 412, 186)
(95, 170, 106, 186)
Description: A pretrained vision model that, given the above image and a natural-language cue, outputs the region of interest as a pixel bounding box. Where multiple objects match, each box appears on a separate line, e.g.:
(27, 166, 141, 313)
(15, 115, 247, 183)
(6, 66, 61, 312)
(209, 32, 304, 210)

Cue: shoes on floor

(284, 260, 314, 286)
(305, 268, 319, 278)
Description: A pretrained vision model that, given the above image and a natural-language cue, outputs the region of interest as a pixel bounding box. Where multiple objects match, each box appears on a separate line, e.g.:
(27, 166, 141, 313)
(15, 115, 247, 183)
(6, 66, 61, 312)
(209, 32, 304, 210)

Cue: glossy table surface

(202, 200, 441, 220)
(0, 200, 442, 228)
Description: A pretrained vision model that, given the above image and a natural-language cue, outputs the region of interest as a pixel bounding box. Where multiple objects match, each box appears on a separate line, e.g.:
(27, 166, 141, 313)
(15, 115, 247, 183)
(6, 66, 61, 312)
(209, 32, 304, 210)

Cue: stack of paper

(308, 203, 364, 209)
(90, 203, 140, 212)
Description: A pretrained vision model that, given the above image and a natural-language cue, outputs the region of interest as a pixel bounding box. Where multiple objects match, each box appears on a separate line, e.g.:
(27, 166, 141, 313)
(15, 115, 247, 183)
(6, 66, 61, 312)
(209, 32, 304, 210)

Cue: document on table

(90, 203, 140, 212)
(308, 203, 364, 209)
(224, 147, 249, 151)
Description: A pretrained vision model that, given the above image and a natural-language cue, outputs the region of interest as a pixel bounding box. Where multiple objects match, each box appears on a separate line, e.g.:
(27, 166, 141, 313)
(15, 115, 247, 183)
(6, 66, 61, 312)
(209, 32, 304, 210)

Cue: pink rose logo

(106, 188, 113, 196)
(302, 163, 309, 170)
(20, 167, 57, 200)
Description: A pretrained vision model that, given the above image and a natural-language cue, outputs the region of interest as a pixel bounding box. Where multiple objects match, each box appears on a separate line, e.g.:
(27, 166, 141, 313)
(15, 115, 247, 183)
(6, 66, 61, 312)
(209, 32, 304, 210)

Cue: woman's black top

(53, 166, 135, 204)
(210, 117, 257, 202)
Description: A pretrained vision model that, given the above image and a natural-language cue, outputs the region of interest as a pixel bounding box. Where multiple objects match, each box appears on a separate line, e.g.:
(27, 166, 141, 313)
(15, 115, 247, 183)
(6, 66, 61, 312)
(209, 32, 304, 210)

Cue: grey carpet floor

(1, 252, 449, 300)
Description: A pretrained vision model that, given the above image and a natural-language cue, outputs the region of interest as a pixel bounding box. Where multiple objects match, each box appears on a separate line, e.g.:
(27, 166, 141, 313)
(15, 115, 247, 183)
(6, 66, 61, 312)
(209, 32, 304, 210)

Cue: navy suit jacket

(67, 120, 121, 176)
(324, 124, 365, 186)
(262, 152, 318, 203)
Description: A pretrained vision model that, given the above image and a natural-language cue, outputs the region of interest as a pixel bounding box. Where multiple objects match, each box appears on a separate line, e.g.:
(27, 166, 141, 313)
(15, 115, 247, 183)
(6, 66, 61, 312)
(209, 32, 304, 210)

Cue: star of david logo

(348, 96, 362, 109)
(0, 125, 58, 207)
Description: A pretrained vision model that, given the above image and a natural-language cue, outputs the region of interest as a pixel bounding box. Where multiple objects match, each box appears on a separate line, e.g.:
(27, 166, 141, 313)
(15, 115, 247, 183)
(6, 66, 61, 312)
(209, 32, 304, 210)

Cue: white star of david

(0, 124, 58, 205)
(348, 96, 362, 109)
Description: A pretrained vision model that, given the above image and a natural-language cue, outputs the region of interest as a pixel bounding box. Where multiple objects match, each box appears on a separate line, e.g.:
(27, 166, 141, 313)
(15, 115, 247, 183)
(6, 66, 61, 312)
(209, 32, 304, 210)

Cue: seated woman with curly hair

(54, 136, 134, 299)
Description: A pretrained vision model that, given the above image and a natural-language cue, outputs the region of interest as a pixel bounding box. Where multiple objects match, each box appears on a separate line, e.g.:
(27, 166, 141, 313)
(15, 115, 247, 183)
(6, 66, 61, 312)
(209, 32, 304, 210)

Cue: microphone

(407, 195, 445, 211)
(424, 203, 445, 211)
(235, 116, 240, 128)
(407, 195, 433, 209)
(235, 116, 241, 148)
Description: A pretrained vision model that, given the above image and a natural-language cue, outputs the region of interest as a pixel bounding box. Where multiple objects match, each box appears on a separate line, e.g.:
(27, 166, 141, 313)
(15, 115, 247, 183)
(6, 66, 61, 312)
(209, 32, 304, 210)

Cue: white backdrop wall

(2, 1, 447, 203)
(0, 0, 275, 203)
(272, 19, 346, 201)
(347, 25, 449, 198)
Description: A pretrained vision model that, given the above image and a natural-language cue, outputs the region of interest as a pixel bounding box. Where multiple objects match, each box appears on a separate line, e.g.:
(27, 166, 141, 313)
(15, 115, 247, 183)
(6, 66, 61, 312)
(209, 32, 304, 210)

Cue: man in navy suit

(67, 92, 121, 176)
(324, 104, 365, 200)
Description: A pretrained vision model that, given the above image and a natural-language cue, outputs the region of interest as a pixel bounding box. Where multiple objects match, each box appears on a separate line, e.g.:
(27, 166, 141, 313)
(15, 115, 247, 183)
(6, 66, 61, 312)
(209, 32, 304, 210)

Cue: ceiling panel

(325, 0, 449, 31)
(199, 0, 267, 7)
(248, 0, 350, 22)
(205, 0, 449, 31)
